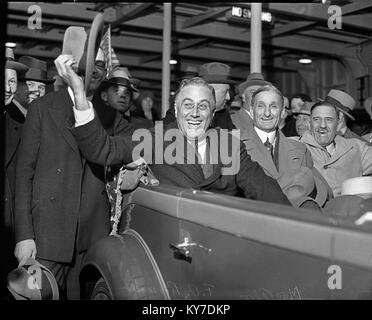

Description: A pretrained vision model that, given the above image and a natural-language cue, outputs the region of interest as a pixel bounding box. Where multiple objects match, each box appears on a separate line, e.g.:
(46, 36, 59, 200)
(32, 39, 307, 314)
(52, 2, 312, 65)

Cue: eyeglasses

(181, 100, 211, 112)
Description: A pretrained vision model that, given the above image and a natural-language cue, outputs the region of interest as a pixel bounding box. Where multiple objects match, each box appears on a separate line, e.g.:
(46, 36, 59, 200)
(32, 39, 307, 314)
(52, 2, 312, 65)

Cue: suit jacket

(4, 102, 25, 242)
(230, 109, 332, 207)
(71, 117, 290, 206)
(14, 88, 134, 263)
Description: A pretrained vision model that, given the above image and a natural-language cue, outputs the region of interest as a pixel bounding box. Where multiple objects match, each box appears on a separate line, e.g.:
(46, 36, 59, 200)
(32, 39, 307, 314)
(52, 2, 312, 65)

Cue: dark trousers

(38, 250, 86, 300)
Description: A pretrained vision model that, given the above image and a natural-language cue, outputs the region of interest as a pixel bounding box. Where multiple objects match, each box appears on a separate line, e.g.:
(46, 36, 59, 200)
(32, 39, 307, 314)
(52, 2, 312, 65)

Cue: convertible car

(79, 181, 372, 300)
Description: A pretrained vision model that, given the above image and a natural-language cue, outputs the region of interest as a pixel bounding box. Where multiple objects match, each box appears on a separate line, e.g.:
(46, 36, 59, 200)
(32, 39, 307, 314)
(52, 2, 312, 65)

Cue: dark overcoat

(15, 88, 134, 263)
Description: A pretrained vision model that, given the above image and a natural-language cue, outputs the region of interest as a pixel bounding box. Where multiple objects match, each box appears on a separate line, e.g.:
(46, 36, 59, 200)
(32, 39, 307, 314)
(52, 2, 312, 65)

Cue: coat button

(50, 196, 56, 201)
(56, 168, 62, 174)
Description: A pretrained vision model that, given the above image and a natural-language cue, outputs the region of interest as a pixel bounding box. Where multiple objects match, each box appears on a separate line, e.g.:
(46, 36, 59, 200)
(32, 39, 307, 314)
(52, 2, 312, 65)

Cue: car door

(175, 191, 336, 300)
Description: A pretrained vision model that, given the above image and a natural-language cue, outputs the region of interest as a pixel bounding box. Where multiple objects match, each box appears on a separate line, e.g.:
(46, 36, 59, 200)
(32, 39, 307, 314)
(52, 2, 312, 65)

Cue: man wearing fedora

(2, 46, 29, 298)
(299, 99, 372, 197)
(99, 66, 155, 130)
(13, 15, 134, 299)
(232, 84, 332, 209)
(198, 62, 236, 130)
(14, 56, 55, 110)
(230, 72, 271, 135)
(293, 101, 314, 137)
(324, 89, 367, 143)
(282, 93, 312, 137)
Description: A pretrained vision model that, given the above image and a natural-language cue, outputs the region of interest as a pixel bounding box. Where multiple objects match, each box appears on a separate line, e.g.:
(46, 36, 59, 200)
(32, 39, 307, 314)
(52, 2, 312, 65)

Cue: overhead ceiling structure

(6, 1, 372, 95)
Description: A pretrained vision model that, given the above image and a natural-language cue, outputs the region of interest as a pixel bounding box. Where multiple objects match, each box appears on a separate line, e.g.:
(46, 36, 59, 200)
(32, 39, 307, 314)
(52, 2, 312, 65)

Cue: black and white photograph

(2, 0, 372, 307)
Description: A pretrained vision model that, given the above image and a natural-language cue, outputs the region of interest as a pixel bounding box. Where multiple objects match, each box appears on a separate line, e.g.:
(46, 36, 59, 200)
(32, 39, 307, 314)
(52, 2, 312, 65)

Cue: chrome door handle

(169, 237, 212, 258)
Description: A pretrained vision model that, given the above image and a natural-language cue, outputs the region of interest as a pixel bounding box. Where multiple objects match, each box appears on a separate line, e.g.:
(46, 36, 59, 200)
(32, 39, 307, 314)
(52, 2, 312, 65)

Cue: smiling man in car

(299, 101, 372, 197)
(233, 84, 332, 209)
(57, 55, 290, 205)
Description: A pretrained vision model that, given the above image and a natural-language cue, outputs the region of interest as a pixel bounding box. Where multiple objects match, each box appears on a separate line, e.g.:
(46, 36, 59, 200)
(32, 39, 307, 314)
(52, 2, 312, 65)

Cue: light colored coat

(299, 131, 372, 197)
(230, 108, 333, 207)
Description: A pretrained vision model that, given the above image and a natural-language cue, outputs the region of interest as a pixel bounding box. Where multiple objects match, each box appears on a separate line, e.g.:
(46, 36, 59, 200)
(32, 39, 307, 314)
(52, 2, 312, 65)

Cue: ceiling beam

(340, 0, 372, 16)
(263, 21, 316, 40)
(7, 2, 359, 59)
(139, 37, 207, 64)
(267, 3, 372, 32)
(182, 7, 230, 29)
(111, 3, 155, 28)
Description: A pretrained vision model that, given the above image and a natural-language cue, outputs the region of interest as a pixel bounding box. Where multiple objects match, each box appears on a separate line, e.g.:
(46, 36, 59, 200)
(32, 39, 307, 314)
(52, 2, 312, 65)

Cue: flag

(100, 25, 113, 77)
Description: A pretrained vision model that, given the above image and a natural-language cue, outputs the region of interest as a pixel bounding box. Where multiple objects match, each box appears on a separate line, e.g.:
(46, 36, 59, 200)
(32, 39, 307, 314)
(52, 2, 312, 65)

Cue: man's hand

(14, 239, 37, 267)
(54, 54, 89, 111)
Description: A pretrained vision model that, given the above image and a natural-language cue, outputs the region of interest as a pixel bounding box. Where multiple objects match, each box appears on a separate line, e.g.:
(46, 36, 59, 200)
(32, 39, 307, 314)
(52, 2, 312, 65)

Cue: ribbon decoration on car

(105, 158, 159, 236)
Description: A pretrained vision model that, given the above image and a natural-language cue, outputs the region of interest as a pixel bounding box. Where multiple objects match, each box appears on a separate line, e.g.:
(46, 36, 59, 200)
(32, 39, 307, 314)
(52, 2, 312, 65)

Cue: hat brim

(24, 76, 56, 84)
(85, 13, 105, 92)
(204, 77, 236, 85)
(5, 61, 29, 74)
(102, 77, 139, 92)
(7, 257, 59, 300)
(293, 111, 310, 116)
(317, 98, 355, 121)
(238, 80, 272, 96)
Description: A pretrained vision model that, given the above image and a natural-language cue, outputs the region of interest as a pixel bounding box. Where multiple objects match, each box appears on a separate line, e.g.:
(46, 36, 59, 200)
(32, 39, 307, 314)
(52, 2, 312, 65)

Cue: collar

(242, 107, 253, 119)
(325, 141, 336, 156)
(12, 99, 28, 117)
(254, 126, 277, 145)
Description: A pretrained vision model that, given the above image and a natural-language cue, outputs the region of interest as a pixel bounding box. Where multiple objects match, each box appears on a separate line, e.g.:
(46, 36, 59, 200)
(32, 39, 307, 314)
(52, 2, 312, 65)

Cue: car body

(79, 184, 372, 300)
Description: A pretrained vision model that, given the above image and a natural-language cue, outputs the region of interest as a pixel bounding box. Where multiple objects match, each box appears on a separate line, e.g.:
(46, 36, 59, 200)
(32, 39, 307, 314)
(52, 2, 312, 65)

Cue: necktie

(264, 137, 274, 158)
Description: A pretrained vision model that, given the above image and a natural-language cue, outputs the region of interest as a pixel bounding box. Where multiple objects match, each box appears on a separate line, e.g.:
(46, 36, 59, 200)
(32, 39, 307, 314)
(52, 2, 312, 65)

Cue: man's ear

(280, 106, 286, 120)
(100, 91, 108, 103)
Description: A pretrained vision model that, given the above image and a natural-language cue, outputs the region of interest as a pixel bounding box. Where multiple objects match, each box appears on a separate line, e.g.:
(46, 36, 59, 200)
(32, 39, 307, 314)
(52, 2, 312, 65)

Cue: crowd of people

(4, 18, 372, 300)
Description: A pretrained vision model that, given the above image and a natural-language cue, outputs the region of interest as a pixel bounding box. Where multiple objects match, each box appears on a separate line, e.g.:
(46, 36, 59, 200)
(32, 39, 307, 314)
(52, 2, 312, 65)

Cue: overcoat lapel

(5, 116, 22, 167)
(48, 88, 81, 158)
(245, 126, 279, 178)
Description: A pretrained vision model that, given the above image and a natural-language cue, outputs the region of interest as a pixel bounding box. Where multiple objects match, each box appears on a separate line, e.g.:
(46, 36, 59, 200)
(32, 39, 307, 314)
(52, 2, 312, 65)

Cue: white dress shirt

(254, 126, 277, 149)
(69, 87, 95, 126)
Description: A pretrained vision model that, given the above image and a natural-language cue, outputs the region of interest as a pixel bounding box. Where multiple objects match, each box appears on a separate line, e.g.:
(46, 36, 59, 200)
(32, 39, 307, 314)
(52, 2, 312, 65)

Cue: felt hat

(176, 65, 199, 82)
(281, 167, 315, 205)
(238, 72, 271, 96)
(323, 89, 356, 121)
(364, 97, 372, 119)
(5, 47, 28, 74)
(7, 257, 59, 300)
(293, 101, 314, 116)
(101, 67, 139, 100)
(62, 13, 105, 92)
(323, 195, 366, 218)
(18, 56, 55, 84)
(199, 62, 236, 85)
(341, 177, 372, 197)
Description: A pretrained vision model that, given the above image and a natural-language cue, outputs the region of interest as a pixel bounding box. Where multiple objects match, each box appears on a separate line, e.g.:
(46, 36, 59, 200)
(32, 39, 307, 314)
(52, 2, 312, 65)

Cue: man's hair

(174, 76, 216, 109)
(290, 93, 312, 104)
(310, 101, 340, 117)
(251, 84, 284, 108)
